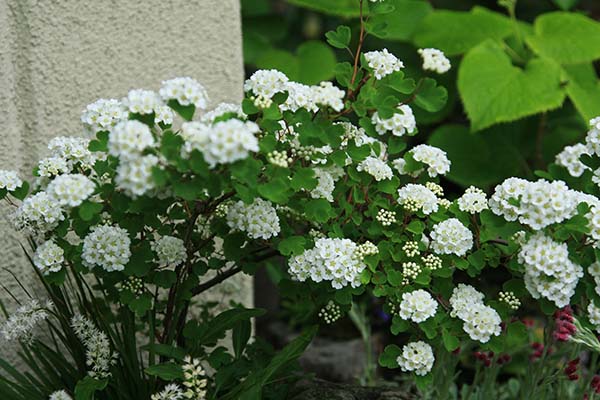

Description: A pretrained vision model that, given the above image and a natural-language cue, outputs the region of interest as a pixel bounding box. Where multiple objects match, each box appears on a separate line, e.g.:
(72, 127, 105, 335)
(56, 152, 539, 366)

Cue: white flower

(81, 98, 128, 134)
(226, 198, 280, 240)
(430, 218, 473, 256)
(152, 235, 187, 267)
(457, 186, 488, 214)
(461, 303, 502, 343)
(288, 238, 366, 289)
(310, 168, 336, 202)
(0, 170, 23, 191)
(108, 120, 156, 160)
(396, 341, 434, 376)
(82, 224, 131, 272)
(123, 89, 162, 115)
(47, 136, 99, 170)
(33, 240, 64, 275)
(280, 82, 318, 113)
(392, 158, 421, 177)
(201, 102, 246, 124)
(357, 156, 393, 181)
(49, 390, 73, 400)
(397, 184, 438, 214)
(588, 302, 600, 333)
(160, 77, 209, 109)
(244, 69, 289, 107)
(364, 49, 404, 80)
(38, 157, 70, 178)
(182, 355, 208, 399)
(399, 289, 437, 323)
(14, 192, 64, 233)
(586, 117, 600, 156)
(418, 48, 451, 74)
(180, 120, 260, 167)
(46, 174, 96, 207)
(372, 104, 416, 137)
(71, 315, 117, 379)
(312, 81, 345, 112)
(151, 384, 184, 400)
(519, 232, 582, 307)
(155, 104, 174, 125)
(410, 144, 450, 177)
(449, 284, 485, 319)
(556, 143, 590, 177)
(115, 154, 159, 197)
(0, 299, 52, 343)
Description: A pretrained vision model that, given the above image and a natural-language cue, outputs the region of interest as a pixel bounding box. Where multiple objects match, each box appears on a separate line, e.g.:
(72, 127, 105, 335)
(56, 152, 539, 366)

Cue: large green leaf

(367, 0, 432, 41)
(412, 7, 512, 56)
(188, 308, 266, 346)
(458, 40, 565, 131)
(563, 63, 600, 122)
(285, 0, 360, 17)
(74, 377, 108, 400)
(526, 12, 600, 65)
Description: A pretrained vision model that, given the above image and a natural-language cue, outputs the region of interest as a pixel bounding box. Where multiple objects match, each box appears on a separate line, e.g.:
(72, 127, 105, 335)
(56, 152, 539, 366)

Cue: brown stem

(349, 0, 365, 89)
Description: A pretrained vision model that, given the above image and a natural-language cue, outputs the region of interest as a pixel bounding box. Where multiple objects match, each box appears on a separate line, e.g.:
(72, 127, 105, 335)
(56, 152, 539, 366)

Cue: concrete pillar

(0, 0, 250, 361)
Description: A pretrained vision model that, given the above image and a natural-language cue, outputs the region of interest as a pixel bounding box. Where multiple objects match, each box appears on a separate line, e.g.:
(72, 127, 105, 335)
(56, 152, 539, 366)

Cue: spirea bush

(3, 1, 600, 399)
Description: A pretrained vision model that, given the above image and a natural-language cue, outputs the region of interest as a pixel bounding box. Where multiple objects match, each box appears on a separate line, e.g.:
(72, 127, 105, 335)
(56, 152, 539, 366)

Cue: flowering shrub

(3, 1, 600, 399)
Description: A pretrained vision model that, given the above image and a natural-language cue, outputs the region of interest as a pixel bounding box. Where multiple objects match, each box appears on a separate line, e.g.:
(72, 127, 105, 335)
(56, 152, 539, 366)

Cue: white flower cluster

(38, 157, 69, 178)
(310, 168, 337, 202)
(47, 136, 99, 171)
(586, 117, 600, 156)
(49, 390, 73, 400)
(123, 89, 162, 115)
(397, 184, 439, 214)
(519, 232, 583, 307)
(182, 355, 208, 399)
(372, 104, 416, 136)
(449, 284, 501, 343)
(589, 262, 600, 297)
(430, 218, 473, 256)
(14, 192, 64, 233)
(499, 291, 521, 310)
(457, 186, 488, 214)
(399, 289, 437, 323)
(0, 299, 52, 343)
(160, 77, 209, 109)
(46, 174, 95, 207)
(418, 48, 451, 74)
(108, 120, 155, 160)
(588, 302, 600, 332)
(397, 341, 434, 376)
(200, 102, 246, 124)
(152, 235, 187, 267)
(376, 209, 396, 226)
(556, 143, 590, 177)
(0, 169, 23, 191)
(357, 156, 393, 181)
(115, 154, 159, 197)
(489, 178, 582, 230)
(180, 120, 260, 167)
(33, 240, 64, 275)
(71, 315, 117, 379)
(151, 385, 184, 400)
(288, 237, 366, 289)
(410, 144, 451, 177)
(81, 98, 128, 134)
(311, 81, 345, 112)
(364, 49, 404, 80)
(82, 224, 132, 272)
(244, 69, 289, 108)
(155, 105, 174, 125)
(226, 198, 280, 240)
(318, 300, 342, 324)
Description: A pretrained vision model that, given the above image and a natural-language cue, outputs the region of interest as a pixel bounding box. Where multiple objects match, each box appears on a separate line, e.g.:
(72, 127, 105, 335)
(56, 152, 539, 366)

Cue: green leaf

(527, 12, 600, 65)
(379, 344, 401, 368)
(442, 328, 460, 351)
(303, 199, 333, 223)
(290, 168, 318, 191)
(258, 179, 291, 203)
(458, 40, 565, 131)
(74, 376, 108, 400)
(563, 63, 600, 122)
(413, 7, 512, 56)
(128, 293, 153, 316)
(167, 99, 195, 121)
(325, 25, 351, 49)
(190, 308, 266, 346)
(552, 0, 580, 10)
(145, 362, 184, 380)
(297, 41, 337, 85)
(232, 320, 252, 359)
(414, 78, 448, 112)
(256, 49, 299, 80)
(142, 343, 186, 361)
(367, 0, 432, 41)
(285, 0, 360, 17)
(278, 236, 307, 256)
(11, 181, 29, 200)
(78, 201, 103, 222)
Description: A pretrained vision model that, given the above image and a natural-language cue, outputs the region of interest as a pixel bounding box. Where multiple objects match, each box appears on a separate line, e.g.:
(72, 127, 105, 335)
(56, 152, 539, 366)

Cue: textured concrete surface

(0, 0, 249, 362)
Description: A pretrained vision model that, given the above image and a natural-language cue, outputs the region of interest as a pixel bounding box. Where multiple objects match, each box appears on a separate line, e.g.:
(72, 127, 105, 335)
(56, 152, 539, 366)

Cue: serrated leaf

(278, 236, 306, 256)
(367, 0, 432, 40)
(563, 63, 600, 122)
(458, 40, 565, 131)
(379, 344, 401, 368)
(325, 25, 351, 49)
(414, 78, 448, 112)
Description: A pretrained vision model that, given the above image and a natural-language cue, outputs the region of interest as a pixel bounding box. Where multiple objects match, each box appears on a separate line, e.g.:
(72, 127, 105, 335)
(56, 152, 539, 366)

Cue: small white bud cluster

(159, 77, 209, 110)
(0, 299, 52, 343)
(309, 228, 325, 239)
(402, 261, 422, 283)
(556, 143, 590, 177)
(356, 241, 379, 259)
(372, 104, 416, 137)
(418, 48, 451, 74)
(449, 284, 501, 343)
(226, 198, 280, 240)
(499, 291, 520, 310)
(33, 240, 64, 275)
(425, 182, 444, 197)
(152, 235, 187, 267)
(376, 209, 396, 226)
(397, 184, 439, 215)
(409, 144, 451, 177)
(214, 202, 229, 218)
(267, 150, 291, 168)
(430, 218, 473, 257)
(357, 156, 393, 181)
(397, 341, 434, 376)
(182, 355, 208, 399)
(519, 232, 582, 307)
(318, 301, 342, 324)
(81, 98, 128, 135)
(0, 169, 23, 191)
(399, 289, 438, 323)
(402, 241, 420, 258)
(82, 224, 132, 272)
(364, 48, 404, 80)
(121, 276, 144, 297)
(458, 186, 488, 214)
(422, 254, 442, 271)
